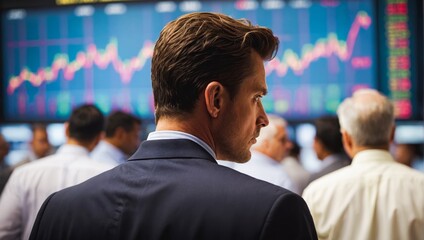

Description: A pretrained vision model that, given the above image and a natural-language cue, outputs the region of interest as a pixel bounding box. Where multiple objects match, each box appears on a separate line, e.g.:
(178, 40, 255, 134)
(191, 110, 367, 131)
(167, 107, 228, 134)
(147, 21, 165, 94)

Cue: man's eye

(254, 95, 263, 102)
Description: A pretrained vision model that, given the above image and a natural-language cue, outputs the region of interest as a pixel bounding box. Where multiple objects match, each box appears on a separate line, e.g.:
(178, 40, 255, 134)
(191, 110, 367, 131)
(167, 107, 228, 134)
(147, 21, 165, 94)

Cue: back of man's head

(67, 104, 104, 144)
(105, 111, 141, 138)
(314, 116, 344, 154)
(152, 12, 279, 121)
(337, 89, 394, 147)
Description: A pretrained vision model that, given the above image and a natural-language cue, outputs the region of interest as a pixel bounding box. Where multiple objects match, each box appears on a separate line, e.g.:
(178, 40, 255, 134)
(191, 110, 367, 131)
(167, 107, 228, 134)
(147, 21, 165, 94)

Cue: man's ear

(341, 130, 354, 158)
(389, 125, 395, 143)
(204, 81, 224, 118)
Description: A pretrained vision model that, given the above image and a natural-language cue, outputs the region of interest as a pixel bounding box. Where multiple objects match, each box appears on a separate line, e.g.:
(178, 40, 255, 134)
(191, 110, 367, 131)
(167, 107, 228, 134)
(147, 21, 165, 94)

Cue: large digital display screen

(379, 0, 422, 120)
(1, 0, 420, 122)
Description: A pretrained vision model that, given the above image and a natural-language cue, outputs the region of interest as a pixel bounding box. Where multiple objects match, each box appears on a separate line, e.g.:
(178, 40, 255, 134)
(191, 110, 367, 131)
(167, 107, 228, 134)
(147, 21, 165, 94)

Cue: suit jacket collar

(129, 139, 217, 164)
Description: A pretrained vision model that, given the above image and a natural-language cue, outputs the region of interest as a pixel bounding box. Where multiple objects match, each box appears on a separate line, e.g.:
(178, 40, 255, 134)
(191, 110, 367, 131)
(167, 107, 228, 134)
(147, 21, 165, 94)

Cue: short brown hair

(152, 12, 279, 121)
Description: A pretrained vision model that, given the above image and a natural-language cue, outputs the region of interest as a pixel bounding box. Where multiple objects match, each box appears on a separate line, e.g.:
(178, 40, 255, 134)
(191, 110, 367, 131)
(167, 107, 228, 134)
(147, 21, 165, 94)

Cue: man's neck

(66, 139, 91, 151)
(351, 145, 389, 157)
(156, 116, 215, 151)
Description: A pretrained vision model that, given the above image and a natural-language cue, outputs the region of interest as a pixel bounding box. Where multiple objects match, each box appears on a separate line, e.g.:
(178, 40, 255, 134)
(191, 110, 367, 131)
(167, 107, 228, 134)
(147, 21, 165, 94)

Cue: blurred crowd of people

(220, 111, 424, 196)
(0, 107, 142, 239)
(0, 98, 422, 239)
(0, 96, 422, 239)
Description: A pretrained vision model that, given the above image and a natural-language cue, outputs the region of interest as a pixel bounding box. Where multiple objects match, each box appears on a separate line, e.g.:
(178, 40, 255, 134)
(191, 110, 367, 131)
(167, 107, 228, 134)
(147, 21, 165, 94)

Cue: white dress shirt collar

(56, 144, 90, 157)
(147, 130, 216, 159)
(351, 149, 394, 165)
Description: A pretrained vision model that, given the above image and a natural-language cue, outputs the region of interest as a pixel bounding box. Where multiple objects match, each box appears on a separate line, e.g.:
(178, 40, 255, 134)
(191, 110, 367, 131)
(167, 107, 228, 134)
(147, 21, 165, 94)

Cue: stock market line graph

(7, 39, 155, 94)
(2, 1, 376, 121)
(265, 11, 372, 77)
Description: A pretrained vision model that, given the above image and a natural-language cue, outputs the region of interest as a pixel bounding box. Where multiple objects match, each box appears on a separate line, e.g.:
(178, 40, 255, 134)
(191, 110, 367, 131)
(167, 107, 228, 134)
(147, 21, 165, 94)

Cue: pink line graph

(265, 11, 372, 76)
(7, 38, 155, 94)
(8, 11, 371, 94)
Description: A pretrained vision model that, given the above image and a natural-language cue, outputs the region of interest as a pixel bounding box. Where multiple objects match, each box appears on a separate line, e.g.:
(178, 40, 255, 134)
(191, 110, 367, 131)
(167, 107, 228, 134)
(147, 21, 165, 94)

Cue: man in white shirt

(0, 104, 114, 240)
(234, 115, 294, 191)
(19, 124, 53, 164)
(91, 111, 141, 166)
(303, 89, 424, 240)
(0, 124, 53, 196)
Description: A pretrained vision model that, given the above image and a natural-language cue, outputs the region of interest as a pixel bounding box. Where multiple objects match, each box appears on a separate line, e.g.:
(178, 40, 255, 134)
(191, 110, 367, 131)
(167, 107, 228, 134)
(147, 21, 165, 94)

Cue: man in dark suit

(308, 116, 350, 183)
(30, 12, 317, 240)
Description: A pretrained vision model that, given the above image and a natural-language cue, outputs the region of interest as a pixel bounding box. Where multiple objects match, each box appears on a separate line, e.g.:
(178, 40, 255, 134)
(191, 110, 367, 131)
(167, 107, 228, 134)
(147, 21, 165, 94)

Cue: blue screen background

(2, 0, 376, 121)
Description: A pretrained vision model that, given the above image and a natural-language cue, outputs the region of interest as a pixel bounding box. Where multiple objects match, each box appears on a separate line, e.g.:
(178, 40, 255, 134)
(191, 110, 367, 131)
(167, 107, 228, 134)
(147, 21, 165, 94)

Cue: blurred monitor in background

(394, 123, 424, 144)
(295, 123, 321, 172)
(0, 125, 31, 166)
(393, 122, 424, 171)
(46, 124, 66, 147)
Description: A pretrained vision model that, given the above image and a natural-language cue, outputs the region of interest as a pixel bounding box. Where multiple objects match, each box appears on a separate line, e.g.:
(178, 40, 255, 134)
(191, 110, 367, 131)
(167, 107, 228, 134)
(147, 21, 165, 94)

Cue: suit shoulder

(209, 163, 294, 198)
(260, 188, 317, 239)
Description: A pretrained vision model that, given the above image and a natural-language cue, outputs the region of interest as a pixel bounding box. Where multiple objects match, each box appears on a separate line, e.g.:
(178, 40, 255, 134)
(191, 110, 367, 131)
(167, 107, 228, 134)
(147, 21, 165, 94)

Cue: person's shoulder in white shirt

(0, 104, 110, 240)
(303, 89, 424, 240)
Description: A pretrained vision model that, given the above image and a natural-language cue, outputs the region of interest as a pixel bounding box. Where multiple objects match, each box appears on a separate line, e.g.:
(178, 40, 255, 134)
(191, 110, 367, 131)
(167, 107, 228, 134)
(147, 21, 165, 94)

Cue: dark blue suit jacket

(30, 139, 317, 240)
